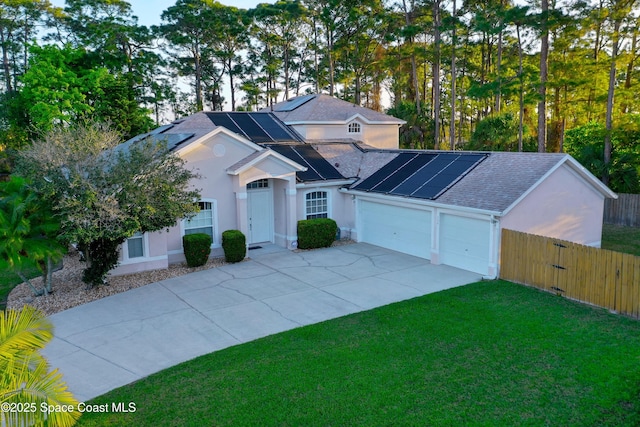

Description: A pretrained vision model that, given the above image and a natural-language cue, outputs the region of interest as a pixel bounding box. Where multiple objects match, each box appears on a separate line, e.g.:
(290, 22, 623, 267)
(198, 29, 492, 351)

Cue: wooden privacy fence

(604, 193, 640, 227)
(500, 229, 640, 318)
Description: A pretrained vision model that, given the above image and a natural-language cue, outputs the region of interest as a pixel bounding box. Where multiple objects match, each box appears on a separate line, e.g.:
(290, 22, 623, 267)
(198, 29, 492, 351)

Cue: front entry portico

(227, 148, 306, 250)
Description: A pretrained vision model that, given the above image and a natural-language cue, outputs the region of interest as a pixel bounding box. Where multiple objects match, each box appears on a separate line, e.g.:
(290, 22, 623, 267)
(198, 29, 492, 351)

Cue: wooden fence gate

(500, 229, 640, 318)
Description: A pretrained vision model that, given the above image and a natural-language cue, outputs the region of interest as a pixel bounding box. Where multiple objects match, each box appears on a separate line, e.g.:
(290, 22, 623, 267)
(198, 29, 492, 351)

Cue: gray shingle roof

(312, 143, 398, 181)
(327, 146, 578, 213)
(436, 152, 568, 212)
(265, 94, 405, 124)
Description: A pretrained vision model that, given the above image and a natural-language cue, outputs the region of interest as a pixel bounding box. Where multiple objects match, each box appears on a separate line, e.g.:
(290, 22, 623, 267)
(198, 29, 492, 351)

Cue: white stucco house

(112, 94, 617, 279)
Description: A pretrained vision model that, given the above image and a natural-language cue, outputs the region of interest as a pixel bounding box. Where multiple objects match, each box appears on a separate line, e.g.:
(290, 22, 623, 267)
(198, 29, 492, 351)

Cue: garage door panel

(440, 215, 490, 275)
(360, 201, 431, 259)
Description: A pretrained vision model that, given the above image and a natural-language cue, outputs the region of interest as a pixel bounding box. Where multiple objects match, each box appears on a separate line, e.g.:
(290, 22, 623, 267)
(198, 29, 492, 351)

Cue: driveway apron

(42, 243, 481, 402)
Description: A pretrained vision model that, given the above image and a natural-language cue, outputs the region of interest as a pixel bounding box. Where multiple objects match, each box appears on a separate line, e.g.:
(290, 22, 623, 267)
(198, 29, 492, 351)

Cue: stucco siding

(166, 132, 258, 260)
(362, 125, 399, 149)
(296, 185, 353, 239)
(290, 123, 399, 149)
(112, 231, 169, 276)
(500, 164, 605, 246)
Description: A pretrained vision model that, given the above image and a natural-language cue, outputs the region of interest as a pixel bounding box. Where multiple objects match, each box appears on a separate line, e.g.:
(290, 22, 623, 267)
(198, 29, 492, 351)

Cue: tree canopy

(0, 0, 639, 191)
(15, 121, 201, 286)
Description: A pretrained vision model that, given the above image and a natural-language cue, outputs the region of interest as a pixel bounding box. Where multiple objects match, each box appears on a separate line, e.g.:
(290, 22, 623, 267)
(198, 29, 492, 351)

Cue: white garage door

(359, 200, 431, 259)
(439, 214, 491, 275)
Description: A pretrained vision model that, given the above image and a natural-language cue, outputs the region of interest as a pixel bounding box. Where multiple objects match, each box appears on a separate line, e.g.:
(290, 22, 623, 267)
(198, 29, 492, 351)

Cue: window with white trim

(348, 122, 361, 133)
(305, 191, 328, 219)
(247, 179, 269, 189)
(185, 201, 214, 238)
(126, 232, 144, 258)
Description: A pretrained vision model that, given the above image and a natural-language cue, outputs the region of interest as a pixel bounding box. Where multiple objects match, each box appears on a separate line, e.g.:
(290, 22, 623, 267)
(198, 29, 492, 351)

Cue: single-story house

(112, 94, 617, 278)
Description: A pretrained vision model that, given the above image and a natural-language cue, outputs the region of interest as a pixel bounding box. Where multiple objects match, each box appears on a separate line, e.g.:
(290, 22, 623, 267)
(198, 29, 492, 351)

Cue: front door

(247, 181, 273, 244)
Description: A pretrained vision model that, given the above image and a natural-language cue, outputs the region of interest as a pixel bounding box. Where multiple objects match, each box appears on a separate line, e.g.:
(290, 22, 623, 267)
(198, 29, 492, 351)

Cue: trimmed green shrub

(297, 218, 338, 249)
(222, 230, 246, 263)
(183, 233, 212, 267)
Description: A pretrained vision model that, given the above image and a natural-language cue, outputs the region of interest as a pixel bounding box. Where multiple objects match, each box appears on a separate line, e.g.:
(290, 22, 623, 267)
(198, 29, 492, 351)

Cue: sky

(49, 0, 270, 27)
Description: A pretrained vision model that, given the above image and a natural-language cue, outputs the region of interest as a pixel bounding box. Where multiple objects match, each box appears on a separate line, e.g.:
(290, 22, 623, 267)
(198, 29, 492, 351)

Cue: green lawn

(601, 224, 640, 256)
(77, 281, 640, 427)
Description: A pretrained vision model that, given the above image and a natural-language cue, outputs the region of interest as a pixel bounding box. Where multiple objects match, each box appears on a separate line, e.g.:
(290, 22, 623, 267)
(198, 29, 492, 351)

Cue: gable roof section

(226, 148, 307, 176)
(121, 111, 305, 157)
(436, 152, 616, 213)
(337, 148, 615, 214)
(266, 94, 405, 125)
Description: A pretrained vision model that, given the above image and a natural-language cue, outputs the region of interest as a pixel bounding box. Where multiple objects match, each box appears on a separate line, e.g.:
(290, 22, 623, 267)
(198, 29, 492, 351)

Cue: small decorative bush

(183, 233, 212, 267)
(222, 229, 246, 263)
(297, 218, 338, 249)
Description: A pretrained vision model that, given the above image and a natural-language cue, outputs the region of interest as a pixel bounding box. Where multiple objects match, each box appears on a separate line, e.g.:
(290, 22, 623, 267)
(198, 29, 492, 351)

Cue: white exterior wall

(291, 123, 399, 149)
(296, 184, 355, 241)
(362, 125, 399, 149)
(500, 164, 606, 247)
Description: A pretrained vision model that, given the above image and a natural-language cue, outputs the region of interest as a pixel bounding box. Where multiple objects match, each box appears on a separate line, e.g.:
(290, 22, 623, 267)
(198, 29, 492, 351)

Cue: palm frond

(0, 307, 53, 363)
(1, 357, 81, 427)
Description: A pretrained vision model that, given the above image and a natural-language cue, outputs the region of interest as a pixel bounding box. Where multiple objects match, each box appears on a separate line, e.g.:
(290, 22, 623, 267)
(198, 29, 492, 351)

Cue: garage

(439, 214, 491, 275)
(358, 200, 431, 259)
(357, 200, 492, 274)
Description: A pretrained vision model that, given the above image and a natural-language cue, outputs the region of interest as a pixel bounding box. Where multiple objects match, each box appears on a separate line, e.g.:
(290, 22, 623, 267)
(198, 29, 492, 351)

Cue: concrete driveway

(42, 243, 481, 402)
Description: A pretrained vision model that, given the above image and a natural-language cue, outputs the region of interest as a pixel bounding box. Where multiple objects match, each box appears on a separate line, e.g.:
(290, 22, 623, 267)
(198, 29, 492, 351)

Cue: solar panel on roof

(155, 133, 195, 151)
(149, 124, 174, 135)
(265, 143, 345, 182)
(206, 113, 246, 138)
(374, 154, 436, 193)
(353, 152, 487, 200)
(228, 113, 271, 143)
(293, 145, 344, 180)
(410, 184, 442, 199)
(207, 112, 301, 143)
(251, 113, 301, 142)
(437, 158, 477, 177)
(273, 94, 316, 112)
(354, 153, 417, 191)
(409, 153, 486, 199)
(266, 144, 321, 181)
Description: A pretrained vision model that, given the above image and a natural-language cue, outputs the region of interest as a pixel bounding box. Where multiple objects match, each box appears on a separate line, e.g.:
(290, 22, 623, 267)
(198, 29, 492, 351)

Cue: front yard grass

(78, 281, 640, 426)
(601, 224, 640, 256)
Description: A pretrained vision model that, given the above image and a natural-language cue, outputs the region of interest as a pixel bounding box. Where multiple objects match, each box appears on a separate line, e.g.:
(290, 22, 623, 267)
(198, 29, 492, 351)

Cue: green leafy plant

(565, 121, 640, 193)
(0, 176, 65, 296)
(222, 230, 246, 263)
(183, 233, 212, 267)
(1, 306, 80, 427)
(386, 101, 435, 149)
(297, 218, 337, 249)
(465, 113, 535, 152)
(15, 121, 201, 287)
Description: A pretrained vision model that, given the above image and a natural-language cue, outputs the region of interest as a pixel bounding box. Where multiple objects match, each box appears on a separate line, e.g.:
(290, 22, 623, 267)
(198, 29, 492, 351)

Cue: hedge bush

(297, 218, 337, 249)
(222, 230, 246, 263)
(183, 233, 212, 267)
